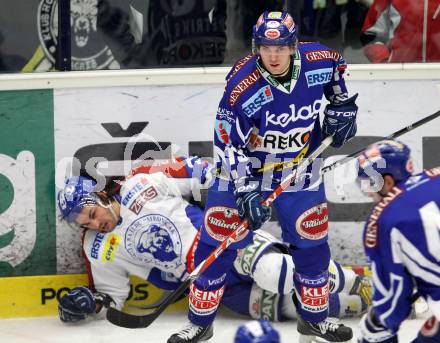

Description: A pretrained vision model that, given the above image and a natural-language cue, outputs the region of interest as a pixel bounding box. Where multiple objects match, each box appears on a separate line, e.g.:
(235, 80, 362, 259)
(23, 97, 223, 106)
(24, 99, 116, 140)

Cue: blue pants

(189, 177, 330, 325)
(200, 178, 329, 248)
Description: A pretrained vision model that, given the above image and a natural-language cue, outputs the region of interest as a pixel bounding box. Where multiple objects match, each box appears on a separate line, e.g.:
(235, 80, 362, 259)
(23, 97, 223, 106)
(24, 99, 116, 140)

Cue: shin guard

(294, 270, 329, 323)
(188, 273, 226, 327)
(291, 243, 330, 323)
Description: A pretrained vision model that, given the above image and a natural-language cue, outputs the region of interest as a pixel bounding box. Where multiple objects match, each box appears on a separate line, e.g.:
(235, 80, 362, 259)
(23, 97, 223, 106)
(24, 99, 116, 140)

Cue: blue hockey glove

(234, 178, 271, 231)
(323, 93, 358, 148)
(358, 309, 398, 343)
(58, 286, 97, 322)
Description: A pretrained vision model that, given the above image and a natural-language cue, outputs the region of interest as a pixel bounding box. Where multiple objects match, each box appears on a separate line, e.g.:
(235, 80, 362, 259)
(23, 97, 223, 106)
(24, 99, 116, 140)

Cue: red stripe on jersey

(186, 229, 201, 273)
(81, 229, 96, 291)
(130, 156, 189, 178)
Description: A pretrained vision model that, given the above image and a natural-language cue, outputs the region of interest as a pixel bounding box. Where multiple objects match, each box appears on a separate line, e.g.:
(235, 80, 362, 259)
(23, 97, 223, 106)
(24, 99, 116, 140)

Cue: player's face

(75, 205, 118, 232)
(367, 191, 383, 203)
(357, 175, 395, 203)
(258, 45, 294, 75)
(356, 177, 383, 203)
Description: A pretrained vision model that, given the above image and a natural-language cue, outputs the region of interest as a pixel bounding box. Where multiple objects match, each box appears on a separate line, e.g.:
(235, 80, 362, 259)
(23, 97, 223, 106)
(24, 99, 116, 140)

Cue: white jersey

(81, 171, 363, 316)
(82, 172, 200, 309)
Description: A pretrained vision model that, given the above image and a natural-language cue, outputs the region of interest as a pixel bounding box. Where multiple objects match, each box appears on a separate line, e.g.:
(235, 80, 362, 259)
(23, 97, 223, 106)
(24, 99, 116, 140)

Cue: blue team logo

(125, 214, 183, 269)
(305, 68, 333, 87)
(242, 85, 274, 117)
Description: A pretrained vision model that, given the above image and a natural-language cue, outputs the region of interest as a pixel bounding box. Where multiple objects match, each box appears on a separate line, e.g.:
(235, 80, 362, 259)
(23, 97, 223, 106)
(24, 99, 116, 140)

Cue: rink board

(0, 267, 369, 319)
(0, 67, 439, 319)
(0, 274, 186, 319)
(54, 80, 440, 272)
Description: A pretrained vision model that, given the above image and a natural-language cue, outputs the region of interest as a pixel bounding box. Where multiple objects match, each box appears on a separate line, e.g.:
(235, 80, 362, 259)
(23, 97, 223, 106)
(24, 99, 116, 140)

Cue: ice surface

(0, 312, 426, 343)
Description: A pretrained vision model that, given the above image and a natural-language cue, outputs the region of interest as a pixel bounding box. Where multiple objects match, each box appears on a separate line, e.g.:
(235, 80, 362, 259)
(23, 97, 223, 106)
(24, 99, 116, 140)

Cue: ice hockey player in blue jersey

(56, 157, 370, 327)
(356, 139, 440, 343)
(168, 10, 358, 343)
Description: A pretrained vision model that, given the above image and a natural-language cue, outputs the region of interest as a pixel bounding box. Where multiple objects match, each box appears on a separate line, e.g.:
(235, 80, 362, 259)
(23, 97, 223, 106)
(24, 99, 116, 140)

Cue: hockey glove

(358, 308, 398, 343)
(323, 93, 358, 148)
(58, 286, 113, 322)
(234, 178, 271, 231)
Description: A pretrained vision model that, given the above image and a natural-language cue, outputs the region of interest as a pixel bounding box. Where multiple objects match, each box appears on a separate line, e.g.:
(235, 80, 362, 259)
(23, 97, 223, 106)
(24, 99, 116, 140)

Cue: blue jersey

(363, 167, 440, 332)
(214, 42, 349, 185)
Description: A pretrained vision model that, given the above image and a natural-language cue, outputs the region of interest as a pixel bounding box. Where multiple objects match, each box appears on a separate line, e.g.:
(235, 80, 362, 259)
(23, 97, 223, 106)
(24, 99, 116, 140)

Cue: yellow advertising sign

(0, 274, 186, 318)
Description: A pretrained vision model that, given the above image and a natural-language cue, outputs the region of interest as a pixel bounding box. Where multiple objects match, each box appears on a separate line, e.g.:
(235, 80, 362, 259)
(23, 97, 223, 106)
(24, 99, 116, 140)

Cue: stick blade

(106, 279, 191, 328)
(106, 306, 158, 328)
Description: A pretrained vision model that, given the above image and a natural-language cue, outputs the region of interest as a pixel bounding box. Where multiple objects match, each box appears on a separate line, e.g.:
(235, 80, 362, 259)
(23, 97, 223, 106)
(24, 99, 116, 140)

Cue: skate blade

(299, 334, 353, 343)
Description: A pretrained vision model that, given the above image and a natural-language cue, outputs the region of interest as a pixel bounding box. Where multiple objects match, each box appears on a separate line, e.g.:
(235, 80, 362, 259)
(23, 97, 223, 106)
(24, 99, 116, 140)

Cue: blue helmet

(252, 11, 298, 47)
(234, 320, 280, 343)
(357, 140, 414, 183)
(57, 176, 98, 223)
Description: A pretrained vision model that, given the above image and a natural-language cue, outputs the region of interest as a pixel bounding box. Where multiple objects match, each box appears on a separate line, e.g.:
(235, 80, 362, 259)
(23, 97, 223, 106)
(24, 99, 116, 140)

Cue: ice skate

(167, 321, 213, 343)
(297, 316, 353, 342)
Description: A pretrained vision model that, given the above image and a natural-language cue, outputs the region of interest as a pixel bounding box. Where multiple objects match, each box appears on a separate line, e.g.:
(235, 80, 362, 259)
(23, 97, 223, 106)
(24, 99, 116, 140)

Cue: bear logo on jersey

(125, 214, 183, 269)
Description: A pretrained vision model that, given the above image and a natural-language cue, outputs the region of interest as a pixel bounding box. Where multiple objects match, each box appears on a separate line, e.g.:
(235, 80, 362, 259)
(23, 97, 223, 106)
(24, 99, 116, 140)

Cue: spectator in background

(97, 0, 227, 68)
(361, 0, 440, 63)
(285, 0, 370, 63)
(0, 23, 25, 73)
(0, 31, 14, 72)
(225, 0, 284, 63)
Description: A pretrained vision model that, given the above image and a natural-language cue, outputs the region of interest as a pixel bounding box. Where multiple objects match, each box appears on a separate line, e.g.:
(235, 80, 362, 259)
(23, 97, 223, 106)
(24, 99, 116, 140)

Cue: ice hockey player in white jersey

(56, 156, 370, 329)
(355, 140, 440, 343)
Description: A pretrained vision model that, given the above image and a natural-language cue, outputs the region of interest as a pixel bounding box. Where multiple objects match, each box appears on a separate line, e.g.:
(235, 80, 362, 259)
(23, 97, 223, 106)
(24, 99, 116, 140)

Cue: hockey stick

(126, 291, 182, 310)
(321, 110, 440, 174)
(106, 135, 334, 329)
(256, 110, 440, 174)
